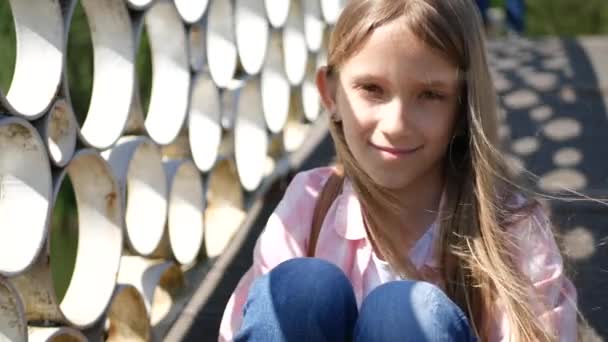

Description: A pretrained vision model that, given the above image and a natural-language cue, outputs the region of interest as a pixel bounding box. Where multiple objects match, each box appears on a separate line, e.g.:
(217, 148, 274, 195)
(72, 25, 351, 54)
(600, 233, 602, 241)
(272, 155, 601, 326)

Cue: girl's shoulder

(264, 166, 338, 245)
(500, 191, 546, 228)
(283, 166, 336, 201)
(273, 166, 336, 221)
(500, 193, 564, 278)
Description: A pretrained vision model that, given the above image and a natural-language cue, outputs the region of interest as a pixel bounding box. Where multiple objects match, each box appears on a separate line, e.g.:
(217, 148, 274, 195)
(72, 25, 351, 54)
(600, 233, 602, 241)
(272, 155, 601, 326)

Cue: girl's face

(321, 21, 461, 192)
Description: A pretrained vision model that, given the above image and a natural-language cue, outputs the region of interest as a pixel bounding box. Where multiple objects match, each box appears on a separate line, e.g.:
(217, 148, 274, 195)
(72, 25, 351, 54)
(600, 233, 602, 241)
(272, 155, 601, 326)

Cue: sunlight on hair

(504, 154, 526, 176)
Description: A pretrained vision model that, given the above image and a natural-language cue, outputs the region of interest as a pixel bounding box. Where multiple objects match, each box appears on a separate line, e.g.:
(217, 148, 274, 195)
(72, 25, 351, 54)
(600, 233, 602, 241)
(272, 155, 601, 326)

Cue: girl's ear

(316, 66, 338, 115)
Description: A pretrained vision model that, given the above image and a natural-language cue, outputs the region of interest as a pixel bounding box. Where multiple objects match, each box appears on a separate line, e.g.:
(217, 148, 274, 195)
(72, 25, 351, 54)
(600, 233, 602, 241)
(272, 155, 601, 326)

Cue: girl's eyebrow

(418, 75, 459, 89)
(422, 79, 452, 88)
(349, 73, 388, 84)
(350, 72, 457, 89)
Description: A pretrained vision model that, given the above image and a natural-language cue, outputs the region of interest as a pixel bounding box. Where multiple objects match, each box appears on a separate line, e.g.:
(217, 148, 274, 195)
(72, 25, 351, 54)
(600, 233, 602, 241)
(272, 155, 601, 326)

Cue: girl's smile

(368, 141, 423, 160)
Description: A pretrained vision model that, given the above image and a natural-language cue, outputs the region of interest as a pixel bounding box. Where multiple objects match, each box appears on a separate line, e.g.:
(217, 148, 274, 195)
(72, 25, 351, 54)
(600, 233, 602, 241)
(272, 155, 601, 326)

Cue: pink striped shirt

(219, 167, 577, 341)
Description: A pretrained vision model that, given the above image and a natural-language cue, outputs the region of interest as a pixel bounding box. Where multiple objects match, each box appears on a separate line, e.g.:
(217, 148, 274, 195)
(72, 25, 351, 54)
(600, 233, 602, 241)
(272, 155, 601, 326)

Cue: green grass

(489, 0, 608, 36)
(138, 27, 153, 117)
(0, 1, 16, 92)
(66, 1, 94, 125)
(50, 177, 79, 303)
(527, 0, 608, 37)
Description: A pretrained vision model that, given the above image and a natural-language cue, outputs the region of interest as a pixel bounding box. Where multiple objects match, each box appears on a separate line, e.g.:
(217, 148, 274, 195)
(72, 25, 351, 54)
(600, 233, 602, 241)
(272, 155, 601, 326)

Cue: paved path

(168, 36, 608, 341)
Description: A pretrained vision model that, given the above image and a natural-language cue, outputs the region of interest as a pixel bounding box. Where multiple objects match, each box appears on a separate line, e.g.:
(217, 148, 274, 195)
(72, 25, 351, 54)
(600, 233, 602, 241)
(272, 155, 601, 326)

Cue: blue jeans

(235, 258, 476, 342)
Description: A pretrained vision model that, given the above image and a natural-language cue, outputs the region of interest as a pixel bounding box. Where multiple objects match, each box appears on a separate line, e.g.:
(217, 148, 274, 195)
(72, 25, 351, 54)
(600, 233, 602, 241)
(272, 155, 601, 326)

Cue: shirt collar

(333, 177, 447, 245)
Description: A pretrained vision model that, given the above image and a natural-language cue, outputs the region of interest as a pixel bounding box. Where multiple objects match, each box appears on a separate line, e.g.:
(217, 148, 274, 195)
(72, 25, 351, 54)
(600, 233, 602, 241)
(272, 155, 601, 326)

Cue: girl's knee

(363, 280, 454, 312)
(270, 258, 352, 292)
(250, 258, 355, 310)
(357, 281, 475, 341)
(242, 258, 358, 341)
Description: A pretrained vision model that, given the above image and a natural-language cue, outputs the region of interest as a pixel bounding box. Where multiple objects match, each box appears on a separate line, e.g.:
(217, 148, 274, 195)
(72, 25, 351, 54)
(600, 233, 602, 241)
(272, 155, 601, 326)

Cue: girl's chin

(367, 172, 416, 191)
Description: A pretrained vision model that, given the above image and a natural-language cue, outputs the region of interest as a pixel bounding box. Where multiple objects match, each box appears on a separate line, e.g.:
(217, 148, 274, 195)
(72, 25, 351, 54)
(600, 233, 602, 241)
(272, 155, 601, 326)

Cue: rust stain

(105, 191, 118, 216)
(0, 124, 38, 151)
(49, 101, 71, 142)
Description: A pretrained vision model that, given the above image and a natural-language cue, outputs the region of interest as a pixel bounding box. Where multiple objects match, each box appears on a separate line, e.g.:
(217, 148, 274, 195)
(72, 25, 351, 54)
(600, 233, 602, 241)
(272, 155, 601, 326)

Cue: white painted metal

(233, 78, 269, 191)
(264, 0, 290, 29)
(0, 279, 26, 342)
(102, 285, 150, 342)
(1, 0, 63, 119)
(284, 89, 310, 153)
(283, 2, 309, 86)
(189, 73, 222, 172)
(125, 0, 156, 10)
(10, 149, 123, 328)
(144, 1, 191, 145)
(204, 159, 245, 258)
(320, 0, 346, 25)
(235, 0, 269, 75)
(207, 0, 238, 87)
(301, 53, 323, 122)
(0, 116, 51, 275)
(174, 0, 209, 24)
(28, 327, 87, 342)
(164, 159, 204, 265)
(102, 136, 168, 257)
(317, 28, 329, 67)
(261, 31, 291, 134)
(117, 256, 184, 332)
(64, 0, 135, 149)
(302, 0, 325, 52)
(37, 98, 77, 167)
(220, 78, 245, 131)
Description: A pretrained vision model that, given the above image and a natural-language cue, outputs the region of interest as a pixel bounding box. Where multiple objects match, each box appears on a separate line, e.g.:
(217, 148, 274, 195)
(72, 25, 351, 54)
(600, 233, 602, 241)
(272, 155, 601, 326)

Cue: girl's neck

(389, 164, 445, 244)
(397, 171, 443, 216)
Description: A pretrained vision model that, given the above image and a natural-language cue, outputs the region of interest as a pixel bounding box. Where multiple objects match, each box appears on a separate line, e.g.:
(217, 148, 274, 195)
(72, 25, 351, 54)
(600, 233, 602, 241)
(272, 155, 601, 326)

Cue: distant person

(477, 0, 526, 34)
(219, 0, 576, 341)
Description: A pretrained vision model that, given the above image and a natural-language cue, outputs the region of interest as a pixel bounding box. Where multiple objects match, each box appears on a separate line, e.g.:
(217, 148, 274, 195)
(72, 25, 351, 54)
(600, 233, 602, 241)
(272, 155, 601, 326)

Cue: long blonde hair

(325, 0, 556, 340)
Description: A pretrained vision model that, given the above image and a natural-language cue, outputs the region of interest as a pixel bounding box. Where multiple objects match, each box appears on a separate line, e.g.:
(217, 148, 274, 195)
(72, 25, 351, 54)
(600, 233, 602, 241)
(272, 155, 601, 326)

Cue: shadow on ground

(490, 37, 608, 340)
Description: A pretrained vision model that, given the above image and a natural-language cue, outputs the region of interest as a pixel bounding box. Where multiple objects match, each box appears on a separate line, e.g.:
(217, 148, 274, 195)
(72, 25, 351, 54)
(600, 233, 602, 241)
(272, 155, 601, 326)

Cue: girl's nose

(377, 98, 412, 136)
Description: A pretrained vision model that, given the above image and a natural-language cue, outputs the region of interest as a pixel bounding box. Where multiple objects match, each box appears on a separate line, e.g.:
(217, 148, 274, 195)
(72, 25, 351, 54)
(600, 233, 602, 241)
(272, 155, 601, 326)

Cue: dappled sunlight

(490, 36, 608, 336)
(562, 226, 596, 261)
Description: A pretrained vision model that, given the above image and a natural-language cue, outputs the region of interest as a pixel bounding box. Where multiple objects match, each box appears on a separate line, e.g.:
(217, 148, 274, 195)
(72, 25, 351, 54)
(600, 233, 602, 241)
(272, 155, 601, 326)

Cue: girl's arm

(218, 168, 333, 341)
(494, 204, 578, 341)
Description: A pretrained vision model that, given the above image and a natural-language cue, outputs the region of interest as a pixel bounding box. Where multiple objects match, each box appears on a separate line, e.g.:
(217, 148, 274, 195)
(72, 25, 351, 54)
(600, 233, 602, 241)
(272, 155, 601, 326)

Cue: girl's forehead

(341, 21, 459, 86)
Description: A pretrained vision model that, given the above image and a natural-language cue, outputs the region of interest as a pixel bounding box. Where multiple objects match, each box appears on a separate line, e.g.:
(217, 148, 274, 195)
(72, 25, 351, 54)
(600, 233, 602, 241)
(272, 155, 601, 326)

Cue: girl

(220, 0, 577, 341)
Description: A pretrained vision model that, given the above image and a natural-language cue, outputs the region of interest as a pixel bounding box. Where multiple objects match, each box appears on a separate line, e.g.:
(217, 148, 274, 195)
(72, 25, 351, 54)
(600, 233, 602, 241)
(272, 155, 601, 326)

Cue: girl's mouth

(369, 142, 423, 157)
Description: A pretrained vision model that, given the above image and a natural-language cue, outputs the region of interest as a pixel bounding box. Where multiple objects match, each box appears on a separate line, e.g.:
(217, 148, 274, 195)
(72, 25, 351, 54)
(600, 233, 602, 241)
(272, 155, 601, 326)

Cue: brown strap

(307, 169, 344, 257)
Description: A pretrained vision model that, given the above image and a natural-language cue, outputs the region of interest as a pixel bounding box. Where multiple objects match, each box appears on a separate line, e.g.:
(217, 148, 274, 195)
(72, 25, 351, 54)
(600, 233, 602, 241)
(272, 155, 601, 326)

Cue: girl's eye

(420, 90, 446, 101)
(357, 83, 384, 98)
